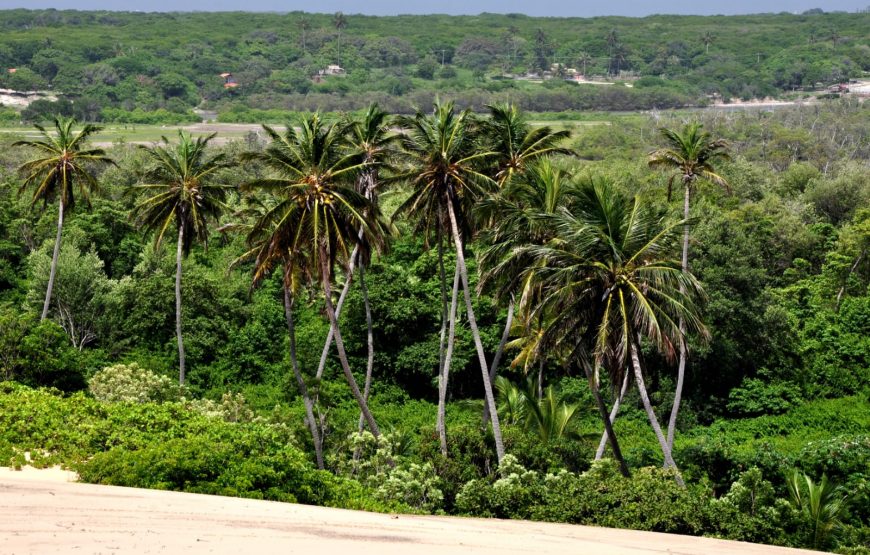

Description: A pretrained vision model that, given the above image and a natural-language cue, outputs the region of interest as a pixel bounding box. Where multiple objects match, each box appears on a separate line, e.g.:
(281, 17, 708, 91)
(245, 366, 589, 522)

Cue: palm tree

(241, 113, 390, 437)
(298, 16, 310, 54)
(483, 103, 572, 187)
(577, 51, 593, 77)
(131, 131, 231, 385)
(333, 11, 347, 67)
(395, 101, 506, 463)
(223, 197, 324, 469)
(14, 116, 114, 321)
(648, 122, 729, 451)
(476, 106, 571, 424)
(529, 178, 708, 483)
(477, 159, 574, 419)
(347, 104, 399, 436)
(701, 31, 716, 54)
(787, 470, 848, 550)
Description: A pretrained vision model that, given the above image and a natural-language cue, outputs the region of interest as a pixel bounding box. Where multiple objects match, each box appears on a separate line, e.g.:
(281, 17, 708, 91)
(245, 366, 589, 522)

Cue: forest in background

(0, 8, 869, 123)
(0, 94, 868, 553)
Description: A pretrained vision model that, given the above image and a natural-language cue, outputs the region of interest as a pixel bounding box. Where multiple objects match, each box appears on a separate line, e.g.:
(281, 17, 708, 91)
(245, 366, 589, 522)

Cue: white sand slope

(0, 468, 820, 555)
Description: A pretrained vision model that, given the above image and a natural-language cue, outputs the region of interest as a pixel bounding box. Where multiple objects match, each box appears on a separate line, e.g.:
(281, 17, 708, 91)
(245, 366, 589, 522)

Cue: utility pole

(436, 49, 447, 68)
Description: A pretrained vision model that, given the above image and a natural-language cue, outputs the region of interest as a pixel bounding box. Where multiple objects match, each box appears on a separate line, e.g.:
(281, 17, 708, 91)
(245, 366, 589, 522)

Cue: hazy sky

(1, 1, 867, 17)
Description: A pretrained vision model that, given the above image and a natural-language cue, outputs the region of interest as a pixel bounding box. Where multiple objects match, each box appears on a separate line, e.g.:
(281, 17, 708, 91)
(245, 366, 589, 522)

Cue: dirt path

(0, 468, 820, 555)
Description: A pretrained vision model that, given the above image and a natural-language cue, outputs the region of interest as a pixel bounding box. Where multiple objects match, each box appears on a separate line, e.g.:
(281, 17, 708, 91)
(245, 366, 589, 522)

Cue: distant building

(7, 68, 17, 73)
(220, 72, 239, 89)
(317, 64, 346, 77)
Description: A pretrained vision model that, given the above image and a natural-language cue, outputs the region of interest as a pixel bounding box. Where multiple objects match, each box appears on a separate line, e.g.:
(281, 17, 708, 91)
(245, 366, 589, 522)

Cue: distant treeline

(0, 9, 868, 121)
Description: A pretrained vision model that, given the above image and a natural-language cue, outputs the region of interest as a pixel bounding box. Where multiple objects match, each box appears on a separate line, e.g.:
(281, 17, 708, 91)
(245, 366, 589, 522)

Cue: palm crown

(648, 122, 730, 198)
(241, 113, 390, 284)
(531, 178, 708, 384)
(132, 131, 231, 252)
(14, 116, 114, 212)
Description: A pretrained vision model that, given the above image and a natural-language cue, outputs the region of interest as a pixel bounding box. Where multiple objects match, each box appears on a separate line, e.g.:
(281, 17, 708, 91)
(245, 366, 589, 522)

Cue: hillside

(0, 9, 868, 121)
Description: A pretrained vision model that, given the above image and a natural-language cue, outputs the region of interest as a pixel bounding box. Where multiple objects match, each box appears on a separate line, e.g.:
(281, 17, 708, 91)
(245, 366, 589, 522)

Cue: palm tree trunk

(436, 228, 448, 451)
(537, 356, 544, 401)
(175, 222, 186, 385)
(315, 244, 359, 381)
(583, 361, 630, 477)
(596, 371, 630, 460)
(320, 254, 380, 438)
(666, 185, 691, 451)
(630, 339, 684, 487)
(41, 197, 65, 321)
(356, 263, 375, 434)
(482, 298, 514, 427)
(284, 284, 324, 470)
(445, 197, 505, 463)
(438, 257, 460, 457)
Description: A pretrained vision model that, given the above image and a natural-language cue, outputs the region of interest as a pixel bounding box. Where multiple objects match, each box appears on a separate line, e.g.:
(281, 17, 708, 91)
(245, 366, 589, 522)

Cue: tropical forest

(0, 7, 869, 555)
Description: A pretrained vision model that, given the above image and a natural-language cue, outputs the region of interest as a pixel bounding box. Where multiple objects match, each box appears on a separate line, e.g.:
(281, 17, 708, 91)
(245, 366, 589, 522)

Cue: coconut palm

(476, 109, 572, 425)
(14, 116, 114, 321)
(241, 113, 390, 437)
(333, 11, 347, 67)
(223, 198, 324, 469)
(528, 178, 708, 483)
(347, 104, 399, 435)
(483, 103, 572, 187)
(477, 159, 576, 418)
(395, 101, 506, 463)
(131, 131, 231, 385)
(648, 121, 729, 450)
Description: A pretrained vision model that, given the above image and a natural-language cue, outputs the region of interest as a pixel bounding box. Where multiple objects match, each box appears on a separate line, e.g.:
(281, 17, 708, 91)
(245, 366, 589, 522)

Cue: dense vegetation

(1, 96, 869, 553)
(1, 9, 870, 121)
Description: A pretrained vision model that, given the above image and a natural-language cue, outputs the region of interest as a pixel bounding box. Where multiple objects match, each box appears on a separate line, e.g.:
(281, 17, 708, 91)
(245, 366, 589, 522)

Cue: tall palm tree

(395, 101, 506, 463)
(298, 16, 310, 54)
(333, 11, 347, 67)
(701, 31, 716, 54)
(223, 198, 324, 469)
(476, 106, 571, 426)
(131, 131, 231, 385)
(14, 116, 114, 321)
(529, 178, 708, 483)
(242, 113, 390, 437)
(347, 104, 399, 435)
(577, 51, 593, 77)
(648, 122, 729, 451)
(477, 159, 575, 421)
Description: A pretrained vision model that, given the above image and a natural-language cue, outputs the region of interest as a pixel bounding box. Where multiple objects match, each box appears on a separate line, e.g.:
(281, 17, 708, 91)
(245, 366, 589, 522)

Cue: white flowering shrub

(88, 363, 182, 403)
(343, 430, 444, 513)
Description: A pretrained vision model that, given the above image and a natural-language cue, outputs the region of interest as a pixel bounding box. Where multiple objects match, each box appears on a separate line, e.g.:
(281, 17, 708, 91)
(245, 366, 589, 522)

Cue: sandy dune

(0, 468, 820, 555)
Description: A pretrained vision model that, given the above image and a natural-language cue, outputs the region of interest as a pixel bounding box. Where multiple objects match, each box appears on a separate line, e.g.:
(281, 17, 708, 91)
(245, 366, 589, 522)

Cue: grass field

(0, 116, 621, 146)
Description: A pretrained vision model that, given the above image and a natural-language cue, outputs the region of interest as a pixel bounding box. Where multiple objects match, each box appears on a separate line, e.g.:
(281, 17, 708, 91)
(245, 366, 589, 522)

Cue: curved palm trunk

(584, 361, 630, 477)
(284, 285, 324, 469)
(482, 298, 514, 427)
(41, 197, 64, 321)
(175, 222, 187, 385)
(315, 244, 359, 381)
(356, 263, 375, 433)
(445, 198, 505, 463)
(666, 185, 691, 450)
(438, 257, 460, 457)
(595, 371, 630, 460)
(630, 340, 684, 487)
(320, 255, 380, 438)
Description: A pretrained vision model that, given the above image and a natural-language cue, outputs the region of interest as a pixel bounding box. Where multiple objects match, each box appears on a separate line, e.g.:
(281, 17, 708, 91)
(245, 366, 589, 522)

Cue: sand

(0, 467, 821, 555)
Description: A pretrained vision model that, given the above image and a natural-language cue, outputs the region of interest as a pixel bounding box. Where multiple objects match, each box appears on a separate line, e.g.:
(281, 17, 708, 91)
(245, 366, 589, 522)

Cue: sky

(0, 0, 867, 17)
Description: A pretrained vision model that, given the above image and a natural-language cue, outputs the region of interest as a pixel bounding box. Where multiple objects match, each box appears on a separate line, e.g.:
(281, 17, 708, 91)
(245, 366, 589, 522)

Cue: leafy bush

(727, 378, 802, 416)
(457, 456, 710, 534)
